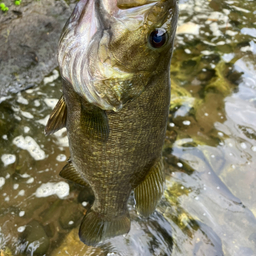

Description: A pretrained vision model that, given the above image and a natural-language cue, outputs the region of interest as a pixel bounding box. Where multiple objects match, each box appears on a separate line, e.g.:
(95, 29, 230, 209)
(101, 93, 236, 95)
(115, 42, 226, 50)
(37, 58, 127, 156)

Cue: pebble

(23, 220, 50, 255)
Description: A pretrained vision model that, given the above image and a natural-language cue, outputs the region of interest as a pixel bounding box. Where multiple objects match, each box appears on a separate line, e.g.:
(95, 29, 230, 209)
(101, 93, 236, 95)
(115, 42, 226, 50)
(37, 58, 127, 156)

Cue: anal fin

(134, 158, 165, 217)
(45, 95, 67, 135)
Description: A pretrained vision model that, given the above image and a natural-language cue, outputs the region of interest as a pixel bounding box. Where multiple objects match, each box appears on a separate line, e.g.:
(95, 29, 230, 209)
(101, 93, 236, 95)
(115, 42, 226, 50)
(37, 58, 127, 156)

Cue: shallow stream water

(1, 0, 256, 255)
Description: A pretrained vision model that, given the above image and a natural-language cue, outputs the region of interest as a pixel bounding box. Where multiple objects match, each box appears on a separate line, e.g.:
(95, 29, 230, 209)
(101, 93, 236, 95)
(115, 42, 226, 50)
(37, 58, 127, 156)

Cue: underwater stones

(39, 200, 63, 225)
(21, 220, 49, 255)
(43, 223, 56, 238)
(59, 203, 84, 230)
(170, 80, 195, 112)
(0, 248, 13, 256)
(209, 0, 224, 12)
(197, 69, 215, 82)
(51, 227, 105, 256)
(195, 93, 225, 133)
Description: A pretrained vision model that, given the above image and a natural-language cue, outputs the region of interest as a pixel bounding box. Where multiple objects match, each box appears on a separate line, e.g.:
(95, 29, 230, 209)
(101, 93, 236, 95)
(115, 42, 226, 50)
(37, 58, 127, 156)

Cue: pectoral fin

(80, 101, 109, 141)
(60, 159, 90, 188)
(134, 158, 165, 217)
(45, 95, 67, 135)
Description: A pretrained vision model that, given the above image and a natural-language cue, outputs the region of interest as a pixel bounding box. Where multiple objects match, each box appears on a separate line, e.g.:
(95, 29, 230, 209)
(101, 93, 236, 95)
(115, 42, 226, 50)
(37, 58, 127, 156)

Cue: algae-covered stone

(194, 92, 226, 134)
(170, 79, 196, 112)
(59, 203, 84, 229)
(0, 248, 13, 256)
(51, 228, 106, 256)
(22, 220, 49, 255)
(205, 61, 239, 96)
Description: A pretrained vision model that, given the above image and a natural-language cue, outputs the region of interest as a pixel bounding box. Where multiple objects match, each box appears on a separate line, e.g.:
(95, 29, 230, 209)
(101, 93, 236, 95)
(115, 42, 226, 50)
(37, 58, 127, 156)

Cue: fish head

(58, 0, 178, 111)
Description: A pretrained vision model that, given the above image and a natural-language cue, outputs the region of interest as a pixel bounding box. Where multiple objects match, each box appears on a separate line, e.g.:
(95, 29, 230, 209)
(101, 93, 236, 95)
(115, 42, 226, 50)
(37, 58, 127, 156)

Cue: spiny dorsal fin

(45, 95, 67, 135)
(80, 101, 109, 142)
(134, 158, 165, 217)
(60, 159, 90, 188)
(79, 209, 130, 246)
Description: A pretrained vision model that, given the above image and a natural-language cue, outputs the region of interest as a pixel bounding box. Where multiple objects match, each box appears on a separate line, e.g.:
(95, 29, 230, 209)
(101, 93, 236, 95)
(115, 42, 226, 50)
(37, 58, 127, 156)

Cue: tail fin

(79, 210, 130, 246)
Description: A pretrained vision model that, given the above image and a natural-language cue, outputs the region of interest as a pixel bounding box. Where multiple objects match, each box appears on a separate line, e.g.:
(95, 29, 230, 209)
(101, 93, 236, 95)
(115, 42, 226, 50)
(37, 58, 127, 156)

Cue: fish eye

(149, 28, 168, 48)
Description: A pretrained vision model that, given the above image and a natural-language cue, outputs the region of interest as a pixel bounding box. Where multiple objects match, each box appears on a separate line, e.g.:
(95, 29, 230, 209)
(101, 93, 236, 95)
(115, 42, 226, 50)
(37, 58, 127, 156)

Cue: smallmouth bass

(45, 0, 178, 246)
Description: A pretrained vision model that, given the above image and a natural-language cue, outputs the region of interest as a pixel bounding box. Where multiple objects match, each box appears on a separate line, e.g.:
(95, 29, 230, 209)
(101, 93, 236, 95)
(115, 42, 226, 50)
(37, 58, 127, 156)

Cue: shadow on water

(1, 0, 256, 255)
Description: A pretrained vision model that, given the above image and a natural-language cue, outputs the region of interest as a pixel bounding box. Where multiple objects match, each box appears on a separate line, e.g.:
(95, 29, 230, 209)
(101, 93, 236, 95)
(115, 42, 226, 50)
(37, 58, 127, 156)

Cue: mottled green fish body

(46, 0, 178, 246)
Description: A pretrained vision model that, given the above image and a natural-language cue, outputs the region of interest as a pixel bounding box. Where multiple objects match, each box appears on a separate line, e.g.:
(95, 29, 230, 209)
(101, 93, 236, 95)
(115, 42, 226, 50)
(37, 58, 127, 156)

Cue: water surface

(1, 0, 256, 255)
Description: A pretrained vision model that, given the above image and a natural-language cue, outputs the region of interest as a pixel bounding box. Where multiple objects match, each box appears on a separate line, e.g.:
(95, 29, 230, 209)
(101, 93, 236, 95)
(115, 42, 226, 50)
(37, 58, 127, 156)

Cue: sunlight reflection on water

(0, 0, 256, 255)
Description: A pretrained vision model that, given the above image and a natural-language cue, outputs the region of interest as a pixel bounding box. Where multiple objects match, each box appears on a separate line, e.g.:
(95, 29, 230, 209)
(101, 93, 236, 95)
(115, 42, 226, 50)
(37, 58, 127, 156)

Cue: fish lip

(117, 0, 159, 9)
(103, 0, 177, 15)
(117, 0, 177, 9)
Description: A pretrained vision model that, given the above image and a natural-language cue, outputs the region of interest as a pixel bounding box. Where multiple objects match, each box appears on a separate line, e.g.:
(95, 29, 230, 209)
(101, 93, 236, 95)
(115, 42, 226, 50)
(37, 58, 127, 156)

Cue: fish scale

(45, 0, 178, 246)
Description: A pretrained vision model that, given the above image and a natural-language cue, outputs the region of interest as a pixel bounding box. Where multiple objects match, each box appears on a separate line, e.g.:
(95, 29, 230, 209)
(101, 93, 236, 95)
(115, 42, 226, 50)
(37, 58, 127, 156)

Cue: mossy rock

(21, 220, 50, 255)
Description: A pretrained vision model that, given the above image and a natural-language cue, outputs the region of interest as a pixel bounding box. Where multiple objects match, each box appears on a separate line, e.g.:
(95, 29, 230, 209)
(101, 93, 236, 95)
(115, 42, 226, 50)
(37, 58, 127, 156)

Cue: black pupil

(150, 29, 167, 48)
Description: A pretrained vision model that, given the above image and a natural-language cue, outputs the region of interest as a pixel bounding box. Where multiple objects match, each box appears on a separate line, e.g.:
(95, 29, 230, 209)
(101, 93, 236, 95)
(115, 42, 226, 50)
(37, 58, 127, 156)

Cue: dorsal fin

(60, 159, 90, 188)
(45, 95, 67, 135)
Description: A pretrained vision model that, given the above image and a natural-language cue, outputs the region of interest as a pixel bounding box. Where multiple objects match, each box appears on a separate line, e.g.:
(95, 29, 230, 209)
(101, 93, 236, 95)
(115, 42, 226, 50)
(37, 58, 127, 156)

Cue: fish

(45, 0, 178, 246)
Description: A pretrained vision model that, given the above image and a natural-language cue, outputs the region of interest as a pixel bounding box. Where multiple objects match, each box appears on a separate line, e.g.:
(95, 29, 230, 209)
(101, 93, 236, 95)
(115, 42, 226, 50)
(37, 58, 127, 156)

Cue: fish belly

(64, 73, 170, 245)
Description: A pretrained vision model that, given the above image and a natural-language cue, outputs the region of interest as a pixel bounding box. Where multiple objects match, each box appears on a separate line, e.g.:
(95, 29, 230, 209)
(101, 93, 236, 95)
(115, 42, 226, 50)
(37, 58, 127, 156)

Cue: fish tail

(79, 209, 130, 246)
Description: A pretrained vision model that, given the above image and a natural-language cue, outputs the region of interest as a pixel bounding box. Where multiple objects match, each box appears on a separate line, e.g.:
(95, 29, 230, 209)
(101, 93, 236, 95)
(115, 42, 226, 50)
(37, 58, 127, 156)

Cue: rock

(59, 202, 84, 230)
(43, 222, 56, 238)
(0, 0, 72, 96)
(0, 247, 13, 256)
(51, 227, 105, 256)
(21, 220, 50, 255)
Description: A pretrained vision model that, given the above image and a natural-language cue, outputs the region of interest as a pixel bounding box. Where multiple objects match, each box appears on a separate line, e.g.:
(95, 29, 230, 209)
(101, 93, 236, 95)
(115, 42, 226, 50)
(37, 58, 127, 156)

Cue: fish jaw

(58, 0, 104, 108)
(58, 0, 178, 111)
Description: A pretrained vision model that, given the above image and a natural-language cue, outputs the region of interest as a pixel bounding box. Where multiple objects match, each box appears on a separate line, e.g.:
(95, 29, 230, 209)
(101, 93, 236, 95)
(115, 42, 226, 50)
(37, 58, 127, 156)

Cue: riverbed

(0, 0, 256, 255)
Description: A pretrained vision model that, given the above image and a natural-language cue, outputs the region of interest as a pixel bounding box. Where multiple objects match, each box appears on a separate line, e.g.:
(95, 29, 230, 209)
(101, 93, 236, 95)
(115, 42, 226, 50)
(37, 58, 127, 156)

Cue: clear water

(1, 0, 256, 255)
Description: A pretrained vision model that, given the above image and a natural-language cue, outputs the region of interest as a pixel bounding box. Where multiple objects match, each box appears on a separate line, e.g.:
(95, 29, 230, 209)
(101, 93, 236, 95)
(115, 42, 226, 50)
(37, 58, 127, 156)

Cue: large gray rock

(0, 0, 72, 96)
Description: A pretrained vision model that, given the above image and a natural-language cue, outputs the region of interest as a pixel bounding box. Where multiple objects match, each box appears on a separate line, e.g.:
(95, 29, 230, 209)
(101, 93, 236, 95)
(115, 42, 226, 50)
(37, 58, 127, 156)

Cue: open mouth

(117, 0, 176, 9)
(117, 0, 158, 9)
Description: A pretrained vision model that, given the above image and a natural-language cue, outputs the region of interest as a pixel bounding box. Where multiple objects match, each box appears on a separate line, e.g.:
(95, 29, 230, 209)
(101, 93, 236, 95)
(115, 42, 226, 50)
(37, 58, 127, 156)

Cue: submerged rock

(20, 220, 50, 255)
(0, 248, 13, 256)
(59, 202, 84, 230)
(51, 227, 105, 256)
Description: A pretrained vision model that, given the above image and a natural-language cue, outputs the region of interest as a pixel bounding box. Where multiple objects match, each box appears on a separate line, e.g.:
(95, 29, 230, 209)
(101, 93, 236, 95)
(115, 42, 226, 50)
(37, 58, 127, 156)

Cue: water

(1, 0, 256, 255)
